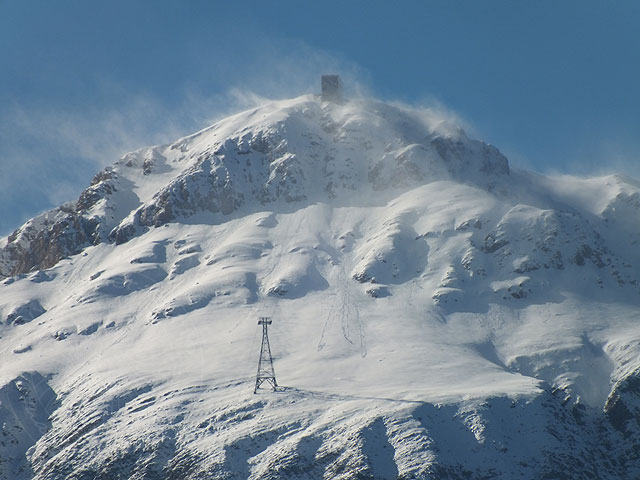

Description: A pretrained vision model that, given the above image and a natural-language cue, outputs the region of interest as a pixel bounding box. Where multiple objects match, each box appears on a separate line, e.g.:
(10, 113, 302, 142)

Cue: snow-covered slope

(2, 95, 640, 479)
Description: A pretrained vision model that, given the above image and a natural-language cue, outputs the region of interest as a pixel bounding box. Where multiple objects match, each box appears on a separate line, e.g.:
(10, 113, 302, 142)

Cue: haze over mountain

(2, 94, 640, 479)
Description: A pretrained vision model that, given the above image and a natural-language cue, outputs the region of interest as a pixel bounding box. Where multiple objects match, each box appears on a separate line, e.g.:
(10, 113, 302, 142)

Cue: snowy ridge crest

(1, 96, 508, 275)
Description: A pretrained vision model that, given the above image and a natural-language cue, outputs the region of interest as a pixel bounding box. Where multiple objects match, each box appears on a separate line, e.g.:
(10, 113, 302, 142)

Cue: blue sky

(1, 1, 639, 235)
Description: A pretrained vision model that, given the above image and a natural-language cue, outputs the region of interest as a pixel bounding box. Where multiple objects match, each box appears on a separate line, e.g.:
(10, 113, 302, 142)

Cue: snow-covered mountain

(2, 94, 640, 479)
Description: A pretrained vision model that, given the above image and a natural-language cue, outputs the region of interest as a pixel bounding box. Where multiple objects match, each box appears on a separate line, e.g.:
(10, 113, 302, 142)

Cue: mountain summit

(1, 95, 508, 277)
(2, 95, 640, 479)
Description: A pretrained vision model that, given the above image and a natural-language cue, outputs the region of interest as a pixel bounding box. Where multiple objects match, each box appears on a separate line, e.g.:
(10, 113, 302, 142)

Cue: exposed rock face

(1, 209, 98, 277)
(480, 206, 619, 274)
(0, 167, 124, 278)
(111, 156, 247, 243)
(5, 300, 46, 325)
(605, 371, 640, 432)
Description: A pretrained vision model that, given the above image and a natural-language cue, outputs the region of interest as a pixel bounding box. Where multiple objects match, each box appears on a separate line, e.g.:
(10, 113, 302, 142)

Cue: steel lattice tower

(254, 317, 278, 393)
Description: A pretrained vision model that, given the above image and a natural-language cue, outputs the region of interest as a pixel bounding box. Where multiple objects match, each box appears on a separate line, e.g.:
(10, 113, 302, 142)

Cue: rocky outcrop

(0, 209, 100, 277)
(109, 130, 510, 245)
(0, 168, 119, 278)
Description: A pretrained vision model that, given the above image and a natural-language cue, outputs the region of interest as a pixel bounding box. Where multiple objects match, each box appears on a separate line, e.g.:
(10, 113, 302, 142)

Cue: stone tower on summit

(321, 75, 343, 103)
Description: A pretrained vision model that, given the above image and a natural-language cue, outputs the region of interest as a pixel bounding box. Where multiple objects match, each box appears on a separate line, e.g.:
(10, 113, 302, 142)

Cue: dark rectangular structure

(321, 75, 343, 103)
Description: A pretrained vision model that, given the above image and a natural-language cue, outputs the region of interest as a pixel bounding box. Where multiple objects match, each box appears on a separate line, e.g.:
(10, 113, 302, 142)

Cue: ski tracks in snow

(318, 263, 367, 357)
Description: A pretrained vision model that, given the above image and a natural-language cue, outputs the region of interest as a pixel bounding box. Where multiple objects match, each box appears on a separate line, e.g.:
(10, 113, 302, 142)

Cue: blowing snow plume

(0, 93, 506, 276)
